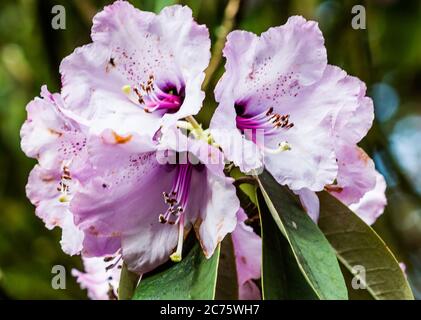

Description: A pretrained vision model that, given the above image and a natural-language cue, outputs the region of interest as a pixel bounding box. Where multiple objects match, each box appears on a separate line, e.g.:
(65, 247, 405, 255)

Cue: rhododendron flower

(70, 128, 239, 274)
(232, 209, 262, 300)
(60, 1, 210, 139)
(211, 17, 378, 198)
(21, 87, 86, 255)
(292, 66, 383, 223)
(211, 16, 338, 191)
(210, 16, 384, 225)
(72, 255, 123, 300)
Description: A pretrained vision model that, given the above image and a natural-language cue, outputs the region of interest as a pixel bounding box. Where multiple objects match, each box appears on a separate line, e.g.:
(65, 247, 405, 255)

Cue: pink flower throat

(132, 75, 184, 114)
(236, 106, 294, 136)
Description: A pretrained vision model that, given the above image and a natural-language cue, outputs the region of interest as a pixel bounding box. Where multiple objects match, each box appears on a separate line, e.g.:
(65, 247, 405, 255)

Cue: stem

(233, 176, 258, 187)
(185, 116, 201, 130)
(202, 0, 241, 91)
(118, 263, 140, 300)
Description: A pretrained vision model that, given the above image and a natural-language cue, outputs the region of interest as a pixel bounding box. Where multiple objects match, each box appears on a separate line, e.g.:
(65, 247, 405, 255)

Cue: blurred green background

(0, 0, 420, 299)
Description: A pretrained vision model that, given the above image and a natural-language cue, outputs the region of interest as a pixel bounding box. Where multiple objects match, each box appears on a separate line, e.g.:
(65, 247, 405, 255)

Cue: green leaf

(258, 189, 318, 300)
(231, 168, 259, 218)
(215, 234, 238, 300)
(230, 167, 258, 205)
(118, 263, 140, 300)
(181, 0, 204, 15)
(257, 170, 348, 300)
(133, 241, 220, 300)
(154, 0, 176, 13)
(318, 191, 414, 300)
(339, 263, 374, 300)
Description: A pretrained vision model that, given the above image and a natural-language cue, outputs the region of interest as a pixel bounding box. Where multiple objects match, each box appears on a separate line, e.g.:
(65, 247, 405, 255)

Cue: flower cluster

(21, 1, 386, 300)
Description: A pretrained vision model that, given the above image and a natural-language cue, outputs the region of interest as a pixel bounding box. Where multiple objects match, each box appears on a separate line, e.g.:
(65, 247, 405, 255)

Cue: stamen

(159, 164, 194, 262)
(170, 215, 185, 263)
(105, 255, 122, 271)
(58, 162, 72, 202)
(236, 107, 294, 136)
(236, 107, 294, 153)
(159, 164, 193, 224)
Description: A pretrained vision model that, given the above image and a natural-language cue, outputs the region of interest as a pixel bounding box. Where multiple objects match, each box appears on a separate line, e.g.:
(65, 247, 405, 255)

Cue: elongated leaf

(230, 168, 258, 206)
(133, 241, 220, 300)
(258, 190, 318, 300)
(215, 234, 238, 300)
(257, 170, 348, 300)
(339, 263, 374, 300)
(318, 191, 414, 300)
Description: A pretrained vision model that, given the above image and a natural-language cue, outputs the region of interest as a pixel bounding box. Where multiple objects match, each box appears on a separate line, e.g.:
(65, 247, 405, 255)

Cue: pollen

(59, 195, 69, 203)
(170, 252, 182, 263)
(263, 141, 292, 154)
(122, 85, 132, 95)
(279, 141, 292, 151)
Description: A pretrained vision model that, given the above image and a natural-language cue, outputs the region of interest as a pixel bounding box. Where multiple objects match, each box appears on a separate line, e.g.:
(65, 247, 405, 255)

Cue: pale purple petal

(71, 129, 237, 273)
(157, 126, 227, 177)
(70, 135, 166, 239)
(159, 127, 240, 259)
(197, 171, 239, 258)
(61, 213, 85, 256)
(239, 281, 261, 300)
(60, 43, 163, 138)
(399, 262, 407, 278)
(264, 116, 337, 191)
(216, 16, 327, 104)
(259, 65, 373, 191)
(295, 188, 320, 223)
(20, 86, 88, 170)
(70, 134, 180, 272)
(328, 146, 376, 206)
(349, 172, 387, 225)
(231, 209, 261, 300)
(26, 165, 83, 255)
(210, 99, 264, 173)
(121, 224, 179, 274)
(21, 88, 94, 256)
(82, 233, 121, 258)
(60, 2, 210, 138)
(72, 256, 122, 300)
(328, 66, 374, 145)
(212, 17, 340, 190)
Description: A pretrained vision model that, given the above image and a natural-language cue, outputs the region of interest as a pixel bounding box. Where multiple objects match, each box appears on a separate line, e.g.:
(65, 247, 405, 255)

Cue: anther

(263, 141, 292, 154)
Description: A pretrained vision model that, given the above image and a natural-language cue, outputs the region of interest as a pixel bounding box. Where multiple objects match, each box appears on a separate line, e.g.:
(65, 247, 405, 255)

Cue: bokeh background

(0, 0, 420, 299)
